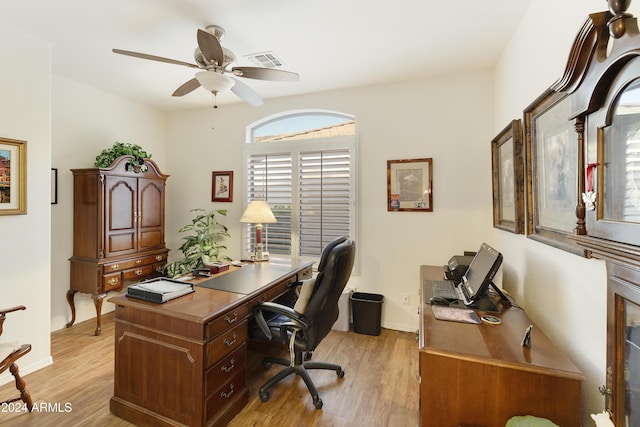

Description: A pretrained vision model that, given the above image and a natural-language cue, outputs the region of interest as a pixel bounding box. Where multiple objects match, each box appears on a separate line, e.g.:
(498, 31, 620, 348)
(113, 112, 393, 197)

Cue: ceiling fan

(112, 25, 299, 107)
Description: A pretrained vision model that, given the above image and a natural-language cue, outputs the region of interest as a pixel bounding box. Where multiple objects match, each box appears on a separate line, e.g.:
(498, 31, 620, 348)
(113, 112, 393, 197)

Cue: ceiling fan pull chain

(211, 92, 218, 131)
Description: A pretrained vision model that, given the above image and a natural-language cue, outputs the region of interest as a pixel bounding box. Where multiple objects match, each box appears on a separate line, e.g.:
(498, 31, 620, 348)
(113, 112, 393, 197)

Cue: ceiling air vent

(246, 51, 285, 69)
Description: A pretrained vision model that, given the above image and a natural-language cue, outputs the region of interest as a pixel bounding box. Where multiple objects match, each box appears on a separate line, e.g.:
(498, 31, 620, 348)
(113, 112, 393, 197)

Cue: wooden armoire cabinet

(67, 155, 169, 335)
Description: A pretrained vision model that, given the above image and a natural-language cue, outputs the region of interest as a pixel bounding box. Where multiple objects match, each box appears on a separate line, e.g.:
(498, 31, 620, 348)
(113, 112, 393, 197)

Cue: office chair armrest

(253, 301, 311, 342)
(253, 301, 293, 340)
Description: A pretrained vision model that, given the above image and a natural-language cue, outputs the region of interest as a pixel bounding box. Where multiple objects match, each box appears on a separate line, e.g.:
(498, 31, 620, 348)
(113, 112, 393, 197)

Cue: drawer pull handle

(135, 259, 142, 265)
(224, 333, 238, 347)
(224, 311, 239, 324)
(221, 359, 235, 373)
(156, 255, 163, 261)
(108, 278, 119, 286)
(220, 383, 234, 399)
(135, 269, 143, 276)
(111, 264, 119, 271)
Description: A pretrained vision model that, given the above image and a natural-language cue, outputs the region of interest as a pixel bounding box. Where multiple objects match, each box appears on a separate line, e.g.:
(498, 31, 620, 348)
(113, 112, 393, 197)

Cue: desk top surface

(109, 260, 313, 323)
(420, 265, 583, 380)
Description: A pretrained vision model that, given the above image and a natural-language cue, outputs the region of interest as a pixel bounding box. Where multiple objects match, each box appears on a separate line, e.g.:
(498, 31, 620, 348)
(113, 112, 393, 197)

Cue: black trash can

(350, 292, 384, 336)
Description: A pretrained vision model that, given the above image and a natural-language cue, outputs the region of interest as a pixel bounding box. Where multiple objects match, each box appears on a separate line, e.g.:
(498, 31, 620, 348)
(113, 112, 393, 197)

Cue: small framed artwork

(212, 171, 233, 202)
(491, 119, 524, 234)
(524, 89, 584, 255)
(387, 158, 433, 212)
(0, 137, 27, 215)
(51, 168, 58, 205)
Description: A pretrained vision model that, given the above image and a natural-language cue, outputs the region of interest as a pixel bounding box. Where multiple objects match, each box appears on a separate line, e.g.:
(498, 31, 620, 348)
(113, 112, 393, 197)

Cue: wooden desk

(108, 261, 313, 427)
(418, 265, 584, 427)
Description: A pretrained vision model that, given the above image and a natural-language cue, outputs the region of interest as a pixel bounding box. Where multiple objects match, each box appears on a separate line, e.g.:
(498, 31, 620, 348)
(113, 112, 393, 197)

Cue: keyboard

(432, 280, 459, 300)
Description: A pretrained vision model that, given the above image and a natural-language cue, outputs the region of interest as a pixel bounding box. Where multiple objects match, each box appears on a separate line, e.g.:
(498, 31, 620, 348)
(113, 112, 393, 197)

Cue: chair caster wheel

(337, 368, 345, 378)
(260, 390, 270, 402)
(262, 360, 272, 370)
(313, 396, 323, 409)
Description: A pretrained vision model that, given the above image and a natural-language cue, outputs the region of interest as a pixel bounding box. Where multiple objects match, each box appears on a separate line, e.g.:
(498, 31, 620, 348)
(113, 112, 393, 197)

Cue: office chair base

(260, 356, 345, 410)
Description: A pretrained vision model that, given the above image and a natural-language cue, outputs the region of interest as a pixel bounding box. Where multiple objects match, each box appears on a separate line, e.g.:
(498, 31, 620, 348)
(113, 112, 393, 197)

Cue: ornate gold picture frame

(0, 137, 27, 215)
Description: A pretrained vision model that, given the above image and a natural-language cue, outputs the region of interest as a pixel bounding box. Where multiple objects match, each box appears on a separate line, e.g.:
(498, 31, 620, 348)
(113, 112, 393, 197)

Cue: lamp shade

(239, 200, 277, 224)
(195, 71, 234, 93)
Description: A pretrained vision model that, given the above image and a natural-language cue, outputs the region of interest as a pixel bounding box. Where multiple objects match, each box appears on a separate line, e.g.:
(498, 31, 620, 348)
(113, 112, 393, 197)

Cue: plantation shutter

(246, 153, 292, 255)
(298, 149, 352, 256)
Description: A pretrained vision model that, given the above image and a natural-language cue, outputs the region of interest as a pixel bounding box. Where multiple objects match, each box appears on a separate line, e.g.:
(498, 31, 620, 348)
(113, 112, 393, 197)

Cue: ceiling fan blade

(172, 78, 201, 97)
(230, 77, 264, 106)
(197, 29, 225, 67)
(113, 49, 199, 69)
(231, 66, 299, 81)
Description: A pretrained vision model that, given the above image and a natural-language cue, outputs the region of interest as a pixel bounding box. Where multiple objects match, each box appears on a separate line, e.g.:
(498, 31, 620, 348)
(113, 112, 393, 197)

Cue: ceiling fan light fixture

(195, 71, 234, 93)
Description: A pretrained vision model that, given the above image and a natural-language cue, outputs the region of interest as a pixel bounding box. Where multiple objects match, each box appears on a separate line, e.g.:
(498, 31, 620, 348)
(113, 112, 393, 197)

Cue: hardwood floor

(0, 312, 418, 426)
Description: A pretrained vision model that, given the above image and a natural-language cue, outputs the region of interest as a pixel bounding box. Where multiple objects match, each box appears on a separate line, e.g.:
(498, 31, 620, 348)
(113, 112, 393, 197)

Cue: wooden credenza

(418, 265, 584, 426)
(67, 155, 169, 335)
(109, 261, 313, 427)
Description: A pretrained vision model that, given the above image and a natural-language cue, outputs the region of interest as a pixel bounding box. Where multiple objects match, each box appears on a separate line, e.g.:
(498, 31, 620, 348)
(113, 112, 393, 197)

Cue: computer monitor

(459, 242, 503, 305)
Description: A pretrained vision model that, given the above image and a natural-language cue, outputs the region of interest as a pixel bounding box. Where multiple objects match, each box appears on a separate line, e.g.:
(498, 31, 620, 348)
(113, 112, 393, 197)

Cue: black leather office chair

(251, 236, 356, 409)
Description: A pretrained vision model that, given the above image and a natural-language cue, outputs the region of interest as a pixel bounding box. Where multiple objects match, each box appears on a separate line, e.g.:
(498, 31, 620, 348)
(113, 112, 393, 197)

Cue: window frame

(243, 111, 358, 270)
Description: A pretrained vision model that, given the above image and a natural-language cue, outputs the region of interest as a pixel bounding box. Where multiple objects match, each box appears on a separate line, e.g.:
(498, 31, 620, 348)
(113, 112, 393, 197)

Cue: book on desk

(126, 277, 194, 303)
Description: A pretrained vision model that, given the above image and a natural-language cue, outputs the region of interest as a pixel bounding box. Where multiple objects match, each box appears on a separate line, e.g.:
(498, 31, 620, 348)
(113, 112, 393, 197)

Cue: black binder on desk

(126, 278, 194, 303)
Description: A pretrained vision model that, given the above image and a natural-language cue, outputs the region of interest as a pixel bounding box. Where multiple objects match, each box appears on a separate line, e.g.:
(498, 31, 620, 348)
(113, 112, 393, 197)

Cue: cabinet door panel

(138, 178, 165, 250)
(105, 175, 137, 257)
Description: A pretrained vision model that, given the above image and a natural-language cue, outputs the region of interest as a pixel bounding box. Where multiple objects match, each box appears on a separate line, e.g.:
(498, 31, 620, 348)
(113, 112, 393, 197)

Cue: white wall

(166, 71, 496, 332)
(0, 29, 53, 383)
(50, 76, 167, 331)
(1, 1, 618, 422)
(494, 0, 614, 423)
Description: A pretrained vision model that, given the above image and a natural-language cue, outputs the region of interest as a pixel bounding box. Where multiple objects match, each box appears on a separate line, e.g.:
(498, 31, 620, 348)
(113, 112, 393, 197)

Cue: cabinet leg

(66, 289, 77, 328)
(93, 294, 105, 336)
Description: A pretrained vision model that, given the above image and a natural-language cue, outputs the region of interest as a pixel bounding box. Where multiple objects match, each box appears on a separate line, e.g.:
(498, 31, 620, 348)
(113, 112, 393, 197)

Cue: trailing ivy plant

(94, 142, 151, 172)
(163, 208, 232, 278)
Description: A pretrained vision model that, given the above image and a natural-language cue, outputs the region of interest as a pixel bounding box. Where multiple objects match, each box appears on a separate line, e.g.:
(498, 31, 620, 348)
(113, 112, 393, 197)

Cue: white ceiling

(1, 0, 532, 112)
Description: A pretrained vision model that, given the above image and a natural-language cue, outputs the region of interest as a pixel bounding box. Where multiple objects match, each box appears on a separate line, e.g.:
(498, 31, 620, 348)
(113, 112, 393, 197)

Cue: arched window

(243, 110, 357, 265)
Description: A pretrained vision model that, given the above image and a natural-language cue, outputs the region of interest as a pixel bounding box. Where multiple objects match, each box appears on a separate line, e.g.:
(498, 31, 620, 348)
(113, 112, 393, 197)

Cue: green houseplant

(163, 208, 231, 278)
(94, 142, 151, 172)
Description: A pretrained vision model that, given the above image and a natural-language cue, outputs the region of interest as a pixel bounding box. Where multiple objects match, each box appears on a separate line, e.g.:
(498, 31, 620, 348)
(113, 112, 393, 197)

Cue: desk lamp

(239, 200, 277, 261)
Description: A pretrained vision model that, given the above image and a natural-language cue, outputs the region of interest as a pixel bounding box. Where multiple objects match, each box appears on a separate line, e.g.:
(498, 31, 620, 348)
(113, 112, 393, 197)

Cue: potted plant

(163, 208, 231, 278)
(94, 142, 151, 172)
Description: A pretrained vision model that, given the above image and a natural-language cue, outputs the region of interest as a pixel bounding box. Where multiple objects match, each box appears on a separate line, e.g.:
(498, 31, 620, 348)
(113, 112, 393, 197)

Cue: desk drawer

(103, 272, 123, 292)
(298, 266, 313, 281)
(205, 305, 249, 339)
(205, 343, 247, 396)
(205, 320, 248, 367)
(265, 275, 297, 301)
(205, 369, 247, 421)
(122, 265, 153, 281)
(104, 252, 167, 273)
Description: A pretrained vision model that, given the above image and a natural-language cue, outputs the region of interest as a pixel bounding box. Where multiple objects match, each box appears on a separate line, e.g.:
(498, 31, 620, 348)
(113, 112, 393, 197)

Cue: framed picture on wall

(524, 89, 584, 256)
(491, 119, 524, 234)
(51, 168, 58, 204)
(212, 171, 233, 202)
(0, 137, 27, 215)
(387, 158, 433, 212)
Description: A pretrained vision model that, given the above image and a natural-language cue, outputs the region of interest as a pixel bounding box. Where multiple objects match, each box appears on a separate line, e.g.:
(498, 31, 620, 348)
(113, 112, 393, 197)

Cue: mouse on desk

(429, 296, 452, 306)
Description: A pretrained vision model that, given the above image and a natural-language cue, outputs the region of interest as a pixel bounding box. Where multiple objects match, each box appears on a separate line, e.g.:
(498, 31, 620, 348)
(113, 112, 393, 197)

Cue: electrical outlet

(402, 293, 410, 305)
